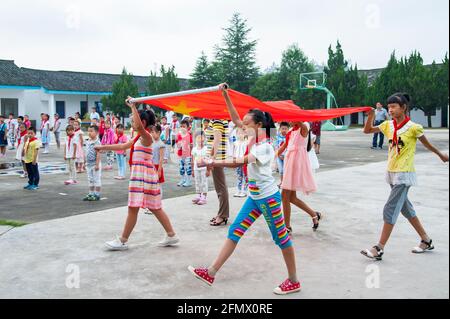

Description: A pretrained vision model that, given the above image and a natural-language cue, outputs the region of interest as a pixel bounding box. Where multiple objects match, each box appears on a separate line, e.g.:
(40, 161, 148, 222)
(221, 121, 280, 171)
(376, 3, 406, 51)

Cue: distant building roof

(0, 60, 188, 94)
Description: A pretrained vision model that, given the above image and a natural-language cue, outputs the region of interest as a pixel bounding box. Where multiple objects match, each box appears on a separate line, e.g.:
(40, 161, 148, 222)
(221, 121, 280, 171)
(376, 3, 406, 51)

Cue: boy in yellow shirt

(23, 127, 41, 190)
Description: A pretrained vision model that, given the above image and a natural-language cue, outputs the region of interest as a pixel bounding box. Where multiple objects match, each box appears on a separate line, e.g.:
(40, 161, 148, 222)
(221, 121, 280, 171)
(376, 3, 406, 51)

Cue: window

(80, 101, 88, 119)
(1, 98, 19, 116)
(95, 101, 103, 114)
(55, 101, 66, 119)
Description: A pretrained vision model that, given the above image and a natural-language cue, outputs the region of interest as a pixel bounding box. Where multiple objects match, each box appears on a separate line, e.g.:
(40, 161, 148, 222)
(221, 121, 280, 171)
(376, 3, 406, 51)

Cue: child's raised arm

(418, 135, 449, 163)
(220, 83, 243, 129)
(363, 109, 381, 134)
(126, 97, 152, 147)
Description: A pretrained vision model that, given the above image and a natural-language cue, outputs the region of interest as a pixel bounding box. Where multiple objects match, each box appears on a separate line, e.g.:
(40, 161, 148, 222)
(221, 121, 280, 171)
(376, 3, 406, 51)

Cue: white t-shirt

(248, 141, 279, 200)
(6, 119, 17, 135)
(90, 112, 100, 121)
(192, 145, 209, 171)
(53, 119, 62, 133)
(233, 140, 248, 158)
(65, 135, 78, 158)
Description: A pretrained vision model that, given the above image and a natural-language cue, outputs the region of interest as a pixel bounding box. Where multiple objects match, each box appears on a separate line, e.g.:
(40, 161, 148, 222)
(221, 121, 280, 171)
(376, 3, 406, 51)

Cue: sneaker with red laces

(273, 279, 301, 295)
(188, 266, 215, 286)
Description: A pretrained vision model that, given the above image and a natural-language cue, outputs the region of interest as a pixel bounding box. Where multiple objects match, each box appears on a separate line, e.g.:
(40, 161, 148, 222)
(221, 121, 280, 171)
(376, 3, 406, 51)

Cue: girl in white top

(191, 132, 210, 205)
(188, 83, 301, 296)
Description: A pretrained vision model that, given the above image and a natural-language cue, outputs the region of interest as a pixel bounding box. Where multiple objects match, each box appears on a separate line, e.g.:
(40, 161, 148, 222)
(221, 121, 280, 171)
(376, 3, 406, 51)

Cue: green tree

(214, 13, 259, 93)
(250, 71, 285, 101)
(101, 68, 139, 121)
(190, 52, 219, 89)
(147, 65, 181, 117)
(148, 65, 180, 95)
(250, 44, 324, 108)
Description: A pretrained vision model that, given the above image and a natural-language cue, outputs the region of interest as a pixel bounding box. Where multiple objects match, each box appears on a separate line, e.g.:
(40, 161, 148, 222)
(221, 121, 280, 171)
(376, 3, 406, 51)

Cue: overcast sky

(1, 0, 448, 78)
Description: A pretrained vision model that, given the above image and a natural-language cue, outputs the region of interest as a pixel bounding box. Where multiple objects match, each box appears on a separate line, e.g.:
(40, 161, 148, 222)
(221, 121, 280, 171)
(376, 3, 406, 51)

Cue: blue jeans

(179, 157, 192, 176)
(373, 120, 385, 148)
(116, 154, 126, 177)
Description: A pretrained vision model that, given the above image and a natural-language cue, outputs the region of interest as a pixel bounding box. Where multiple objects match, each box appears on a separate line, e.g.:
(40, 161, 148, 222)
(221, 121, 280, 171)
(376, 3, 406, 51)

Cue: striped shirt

(205, 120, 229, 161)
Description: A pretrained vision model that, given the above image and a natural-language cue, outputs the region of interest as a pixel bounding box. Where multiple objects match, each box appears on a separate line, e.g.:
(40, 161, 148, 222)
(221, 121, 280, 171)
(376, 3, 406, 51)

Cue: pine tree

(190, 52, 218, 89)
(101, 68, 139, 120)
(215, 13, 259, 93)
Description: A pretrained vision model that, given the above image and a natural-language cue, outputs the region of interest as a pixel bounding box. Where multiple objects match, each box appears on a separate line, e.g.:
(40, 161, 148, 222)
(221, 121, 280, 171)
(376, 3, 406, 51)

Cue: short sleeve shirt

(378, 120, 424, 172)
(24, 139, 41, 163)
(205, 120, 229, 161)
(247, 141, 279, 200)
(85, 138, 101, 166)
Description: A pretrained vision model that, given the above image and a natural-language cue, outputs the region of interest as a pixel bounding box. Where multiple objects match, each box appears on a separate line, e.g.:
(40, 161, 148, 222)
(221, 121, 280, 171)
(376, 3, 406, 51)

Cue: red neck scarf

(116, 132, 124, 144)
(67, 133, 74, 147)
(28, 137, 37, 144)
(75, 128, 81, 132)
(41, 120, 48, 129)
(18, 131, 27, 146)
(393, 116, 410, 154)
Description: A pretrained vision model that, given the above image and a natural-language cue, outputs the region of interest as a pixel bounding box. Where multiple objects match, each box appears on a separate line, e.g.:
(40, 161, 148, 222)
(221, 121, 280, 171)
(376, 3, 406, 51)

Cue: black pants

(26, 163, 40, 186)
(372, 120, 385, 148)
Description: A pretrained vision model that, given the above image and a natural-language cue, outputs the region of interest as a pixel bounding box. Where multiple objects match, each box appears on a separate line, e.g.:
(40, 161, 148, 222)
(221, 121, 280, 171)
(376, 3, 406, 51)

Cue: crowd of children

(1, 85, 448, 297)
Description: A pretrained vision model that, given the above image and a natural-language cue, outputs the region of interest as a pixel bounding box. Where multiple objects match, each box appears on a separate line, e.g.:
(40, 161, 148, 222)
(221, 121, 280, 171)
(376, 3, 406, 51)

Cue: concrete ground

(0, 129, 448, 224)
(0, 146, 448, 299)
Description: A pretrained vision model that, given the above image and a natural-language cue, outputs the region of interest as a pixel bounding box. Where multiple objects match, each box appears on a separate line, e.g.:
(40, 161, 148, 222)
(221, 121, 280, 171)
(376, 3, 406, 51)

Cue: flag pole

(129, 85, 227, 104)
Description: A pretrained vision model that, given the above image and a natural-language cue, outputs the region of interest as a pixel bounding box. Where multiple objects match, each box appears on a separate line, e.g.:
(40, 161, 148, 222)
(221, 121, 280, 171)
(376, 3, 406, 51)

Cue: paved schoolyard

(0, 144, 448, 299)
(0, 129, 448, 224)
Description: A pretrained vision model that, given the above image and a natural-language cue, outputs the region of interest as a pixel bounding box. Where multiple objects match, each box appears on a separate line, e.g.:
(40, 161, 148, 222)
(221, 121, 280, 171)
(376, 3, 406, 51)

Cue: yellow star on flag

(167, 101, 200, 115)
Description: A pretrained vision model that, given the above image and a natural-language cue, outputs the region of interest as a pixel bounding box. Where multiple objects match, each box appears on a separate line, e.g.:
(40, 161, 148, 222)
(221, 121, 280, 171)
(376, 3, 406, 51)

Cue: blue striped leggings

(179, 157, 192, 176)
(228, 192, 292, 249)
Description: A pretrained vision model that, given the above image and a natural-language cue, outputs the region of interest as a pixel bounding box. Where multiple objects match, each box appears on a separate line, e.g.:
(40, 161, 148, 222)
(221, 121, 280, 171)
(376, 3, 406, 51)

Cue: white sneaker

(158, 235, 180, 247)
(105, 236, 129, 251)
(233, 192, 241, 197)
(177, 180, 185, 187)
(20, 174, 27, 178)
(239, 192, 248, 198)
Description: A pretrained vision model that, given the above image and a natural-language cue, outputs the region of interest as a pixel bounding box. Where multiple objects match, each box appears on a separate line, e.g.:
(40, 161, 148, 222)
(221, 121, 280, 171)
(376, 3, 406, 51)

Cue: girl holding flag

(361, 93, 448, 261)
(95, 97, 179, 251)
(188, 84, 301, 295)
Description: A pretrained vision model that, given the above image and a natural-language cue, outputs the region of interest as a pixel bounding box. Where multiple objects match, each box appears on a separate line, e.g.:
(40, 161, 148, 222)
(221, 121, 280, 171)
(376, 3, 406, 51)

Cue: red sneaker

(188, 266, 215, 286)
(273, 279, 301, 295)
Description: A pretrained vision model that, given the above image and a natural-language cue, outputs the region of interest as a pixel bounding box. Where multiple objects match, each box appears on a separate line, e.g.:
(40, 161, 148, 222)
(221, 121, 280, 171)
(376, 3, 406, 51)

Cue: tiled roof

(0, 60, 188, 93)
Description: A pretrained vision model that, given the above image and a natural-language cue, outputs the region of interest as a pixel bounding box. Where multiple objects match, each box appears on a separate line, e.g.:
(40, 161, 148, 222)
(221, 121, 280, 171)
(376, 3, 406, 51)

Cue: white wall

(410, 108, 444, 128)
(0, 89, 25, 115)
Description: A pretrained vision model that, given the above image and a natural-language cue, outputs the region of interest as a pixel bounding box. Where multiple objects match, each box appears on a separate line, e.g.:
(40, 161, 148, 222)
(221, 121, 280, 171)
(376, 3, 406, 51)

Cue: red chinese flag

(133, 87, 372, 122)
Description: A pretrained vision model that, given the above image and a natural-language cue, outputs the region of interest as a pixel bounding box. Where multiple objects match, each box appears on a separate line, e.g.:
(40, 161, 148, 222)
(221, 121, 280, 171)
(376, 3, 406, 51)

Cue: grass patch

(0, 220, 28, 227)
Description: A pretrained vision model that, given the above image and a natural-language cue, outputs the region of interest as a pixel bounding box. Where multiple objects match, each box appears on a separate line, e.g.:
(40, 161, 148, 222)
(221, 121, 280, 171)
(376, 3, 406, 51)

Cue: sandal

(412, 239, 435, 254)
(361, 245, 384, 261)
(210, 218, 228, 227)
(312, 212, 322, 231)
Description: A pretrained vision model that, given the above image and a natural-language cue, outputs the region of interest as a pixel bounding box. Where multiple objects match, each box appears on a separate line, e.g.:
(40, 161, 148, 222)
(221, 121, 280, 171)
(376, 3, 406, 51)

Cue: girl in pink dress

(95, 98, 179, 251)
(276, 122, 322, 234)
(101, 121, 116, 171)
